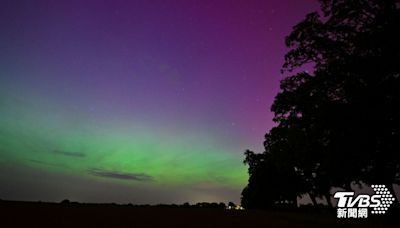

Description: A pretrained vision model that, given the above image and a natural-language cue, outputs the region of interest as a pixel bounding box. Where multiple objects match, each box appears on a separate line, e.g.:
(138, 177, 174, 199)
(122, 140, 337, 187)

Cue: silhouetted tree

(241, 147, 304, 209)
(242, 0, 400, 209)
(182, 202, 190, 208)
(61, 199, 70, 204)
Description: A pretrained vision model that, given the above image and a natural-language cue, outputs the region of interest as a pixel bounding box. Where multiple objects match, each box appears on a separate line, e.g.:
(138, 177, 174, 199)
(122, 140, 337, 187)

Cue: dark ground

(0, 200, 398, 227)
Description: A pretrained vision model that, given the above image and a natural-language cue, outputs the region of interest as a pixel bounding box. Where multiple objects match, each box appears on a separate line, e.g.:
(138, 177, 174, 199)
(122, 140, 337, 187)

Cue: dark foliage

(242, 0, 400, 209)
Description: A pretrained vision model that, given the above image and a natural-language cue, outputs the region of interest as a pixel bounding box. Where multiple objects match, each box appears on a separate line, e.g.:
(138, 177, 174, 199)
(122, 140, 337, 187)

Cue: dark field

(0, 200, 398, 227)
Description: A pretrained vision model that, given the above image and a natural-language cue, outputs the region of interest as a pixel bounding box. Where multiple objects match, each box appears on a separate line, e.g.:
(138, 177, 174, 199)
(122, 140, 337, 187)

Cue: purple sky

(0, 0, 319, 204)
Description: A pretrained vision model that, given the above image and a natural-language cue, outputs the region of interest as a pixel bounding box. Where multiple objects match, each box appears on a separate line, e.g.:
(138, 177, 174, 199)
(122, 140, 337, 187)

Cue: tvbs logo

(333, 185, 396, 218)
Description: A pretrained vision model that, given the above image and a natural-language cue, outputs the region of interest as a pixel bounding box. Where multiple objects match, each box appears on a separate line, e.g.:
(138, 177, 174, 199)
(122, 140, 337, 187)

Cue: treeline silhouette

(4, 199, 396, 227)
(0, 199, 233, 210)
(241, 0, 400, 209)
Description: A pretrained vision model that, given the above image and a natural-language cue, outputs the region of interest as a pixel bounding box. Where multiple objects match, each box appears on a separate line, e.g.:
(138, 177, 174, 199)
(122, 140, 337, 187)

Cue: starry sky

(0, 0, 318, 204)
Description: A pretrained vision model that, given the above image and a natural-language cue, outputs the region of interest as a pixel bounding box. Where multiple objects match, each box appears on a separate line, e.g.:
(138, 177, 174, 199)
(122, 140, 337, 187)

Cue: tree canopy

(242, 0, 400, 209)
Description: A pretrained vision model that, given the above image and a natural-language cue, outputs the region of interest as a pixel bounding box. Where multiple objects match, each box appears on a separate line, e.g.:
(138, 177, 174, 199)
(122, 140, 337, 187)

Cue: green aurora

(0, 90, 247, 203)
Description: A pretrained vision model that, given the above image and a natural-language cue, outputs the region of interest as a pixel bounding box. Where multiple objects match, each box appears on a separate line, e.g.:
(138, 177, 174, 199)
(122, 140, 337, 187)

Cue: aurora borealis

(0, 0, 317, 204)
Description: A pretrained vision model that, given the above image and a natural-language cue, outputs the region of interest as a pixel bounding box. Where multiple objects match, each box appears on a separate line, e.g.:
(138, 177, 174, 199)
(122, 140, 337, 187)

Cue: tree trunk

(384, 183, 396, 197)
(325, 193, 332, 208)
(309, 192, 318, 206)
(291, 194, 298, 208)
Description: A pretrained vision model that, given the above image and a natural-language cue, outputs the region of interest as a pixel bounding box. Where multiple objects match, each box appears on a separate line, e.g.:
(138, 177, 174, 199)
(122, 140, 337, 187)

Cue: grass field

(0, 200, 398, 227)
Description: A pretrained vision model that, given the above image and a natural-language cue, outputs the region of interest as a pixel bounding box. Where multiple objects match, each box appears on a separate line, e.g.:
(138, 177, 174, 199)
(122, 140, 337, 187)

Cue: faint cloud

(28, 159, 63, 167)
(88, 168, 153, 181)
(53, 150, 85, 158)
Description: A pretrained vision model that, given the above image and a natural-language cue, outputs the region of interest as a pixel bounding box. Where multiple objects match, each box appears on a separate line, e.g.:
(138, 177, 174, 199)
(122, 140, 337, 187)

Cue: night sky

(0, 0, 317, 204)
